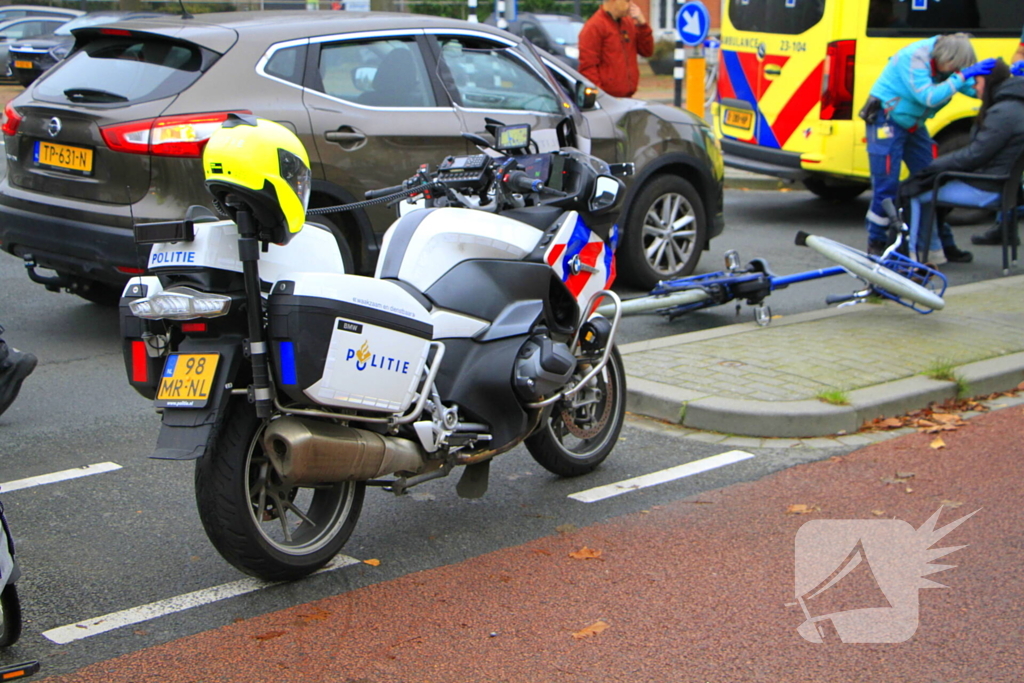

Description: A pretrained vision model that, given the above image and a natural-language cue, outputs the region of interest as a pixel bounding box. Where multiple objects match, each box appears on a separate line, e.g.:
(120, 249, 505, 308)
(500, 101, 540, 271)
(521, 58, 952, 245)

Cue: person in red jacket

(578, 0, 654, 98)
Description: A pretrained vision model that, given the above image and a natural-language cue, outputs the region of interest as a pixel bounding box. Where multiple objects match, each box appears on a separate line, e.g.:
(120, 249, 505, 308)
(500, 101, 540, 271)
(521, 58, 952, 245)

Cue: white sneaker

(926, 249, 946, 265)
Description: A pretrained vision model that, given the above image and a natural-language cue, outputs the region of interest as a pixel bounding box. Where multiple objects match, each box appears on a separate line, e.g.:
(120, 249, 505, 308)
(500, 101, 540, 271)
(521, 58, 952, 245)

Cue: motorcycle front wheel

(0, 584, 22, 648)
(525, 346, 627, 477)
(195, 400, 365, 582)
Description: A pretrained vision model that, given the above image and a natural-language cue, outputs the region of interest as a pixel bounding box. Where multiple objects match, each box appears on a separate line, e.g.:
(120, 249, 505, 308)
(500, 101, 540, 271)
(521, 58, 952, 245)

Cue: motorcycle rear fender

(151, 335, 245, 461)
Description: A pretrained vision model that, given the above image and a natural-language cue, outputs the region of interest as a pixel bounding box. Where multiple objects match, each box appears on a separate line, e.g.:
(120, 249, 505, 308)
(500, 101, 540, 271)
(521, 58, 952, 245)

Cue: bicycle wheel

(804, 235, 945, 311)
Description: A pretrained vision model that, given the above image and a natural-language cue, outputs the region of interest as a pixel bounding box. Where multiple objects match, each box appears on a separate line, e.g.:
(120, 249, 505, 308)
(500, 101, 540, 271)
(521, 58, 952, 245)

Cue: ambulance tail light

(821, 40, 856, 121)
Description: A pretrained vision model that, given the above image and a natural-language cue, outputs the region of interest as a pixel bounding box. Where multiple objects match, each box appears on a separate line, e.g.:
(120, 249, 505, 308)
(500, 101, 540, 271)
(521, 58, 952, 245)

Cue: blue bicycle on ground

(604, 199, 947, 324)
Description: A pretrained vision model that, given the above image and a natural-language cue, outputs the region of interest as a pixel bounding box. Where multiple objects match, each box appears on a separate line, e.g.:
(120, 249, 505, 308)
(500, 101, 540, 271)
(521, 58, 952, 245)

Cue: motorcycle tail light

(130, 286, 231, 320)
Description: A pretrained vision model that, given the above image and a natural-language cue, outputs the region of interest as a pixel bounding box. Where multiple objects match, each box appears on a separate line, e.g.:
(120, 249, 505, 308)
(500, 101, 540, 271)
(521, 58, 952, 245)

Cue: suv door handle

(325, 128, 366, 143)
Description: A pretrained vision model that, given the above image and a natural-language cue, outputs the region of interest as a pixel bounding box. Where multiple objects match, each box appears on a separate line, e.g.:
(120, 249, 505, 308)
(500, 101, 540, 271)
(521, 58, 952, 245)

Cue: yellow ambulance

(713, 0, 1024, 201)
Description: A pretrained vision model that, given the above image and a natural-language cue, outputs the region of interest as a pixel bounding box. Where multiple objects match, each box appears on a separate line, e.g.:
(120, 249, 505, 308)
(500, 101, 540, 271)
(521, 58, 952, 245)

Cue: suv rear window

(34, 36, 215, 105)
(868, 0, 1024, 37)
(728, 0, 825, 35)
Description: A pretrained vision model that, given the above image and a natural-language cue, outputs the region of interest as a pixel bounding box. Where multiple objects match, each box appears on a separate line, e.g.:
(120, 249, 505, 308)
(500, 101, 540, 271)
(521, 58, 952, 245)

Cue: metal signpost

(674, 0, 710, 116)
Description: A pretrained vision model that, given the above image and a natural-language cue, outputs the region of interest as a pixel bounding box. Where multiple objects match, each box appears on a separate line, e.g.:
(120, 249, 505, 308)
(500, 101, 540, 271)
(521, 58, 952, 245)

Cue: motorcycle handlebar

(365, 184, 407, 200)
(504, 171, 543, 194)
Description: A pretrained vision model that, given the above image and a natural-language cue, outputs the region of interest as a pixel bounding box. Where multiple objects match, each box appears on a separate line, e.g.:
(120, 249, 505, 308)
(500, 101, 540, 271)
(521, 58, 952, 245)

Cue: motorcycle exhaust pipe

(263, 416, 427, 486)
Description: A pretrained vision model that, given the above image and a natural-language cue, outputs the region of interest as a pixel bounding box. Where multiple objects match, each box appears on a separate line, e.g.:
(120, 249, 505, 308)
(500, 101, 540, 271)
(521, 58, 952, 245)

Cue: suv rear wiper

(64, 88, 128, 103)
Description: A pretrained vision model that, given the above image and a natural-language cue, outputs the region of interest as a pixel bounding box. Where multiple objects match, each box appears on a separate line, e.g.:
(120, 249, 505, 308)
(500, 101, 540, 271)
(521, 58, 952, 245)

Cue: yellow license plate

(13, 60, 33, 69)
(34, 140, 94, 174)
(156, 353, 220, 408)
(724, 109, 754, 130)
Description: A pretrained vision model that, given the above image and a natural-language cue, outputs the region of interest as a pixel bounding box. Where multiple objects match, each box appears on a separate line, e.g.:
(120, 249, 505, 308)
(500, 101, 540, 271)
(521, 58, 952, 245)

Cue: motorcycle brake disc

(560, 366, 614, 439)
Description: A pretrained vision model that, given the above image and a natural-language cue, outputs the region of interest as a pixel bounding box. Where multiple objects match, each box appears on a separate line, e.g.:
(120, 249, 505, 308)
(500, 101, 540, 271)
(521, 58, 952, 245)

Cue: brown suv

(0, 11, 723, 303)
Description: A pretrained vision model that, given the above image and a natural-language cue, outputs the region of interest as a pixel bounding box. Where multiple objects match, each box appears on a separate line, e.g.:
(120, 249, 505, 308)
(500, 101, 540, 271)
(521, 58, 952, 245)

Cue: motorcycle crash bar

(526, 289, 621, 409)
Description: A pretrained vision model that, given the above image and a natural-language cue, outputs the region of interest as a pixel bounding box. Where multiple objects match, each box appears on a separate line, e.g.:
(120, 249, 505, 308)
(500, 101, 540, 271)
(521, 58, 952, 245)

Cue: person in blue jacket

(861, 33, 995, 258)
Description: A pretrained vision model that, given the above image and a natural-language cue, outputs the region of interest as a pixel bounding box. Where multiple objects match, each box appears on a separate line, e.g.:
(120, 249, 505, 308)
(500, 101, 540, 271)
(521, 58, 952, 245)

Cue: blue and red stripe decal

(719, 50, 824, 150)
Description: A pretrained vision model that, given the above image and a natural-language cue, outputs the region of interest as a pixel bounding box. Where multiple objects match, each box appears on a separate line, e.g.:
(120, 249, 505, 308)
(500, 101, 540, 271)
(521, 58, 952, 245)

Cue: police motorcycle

(119, 113, 628, 581)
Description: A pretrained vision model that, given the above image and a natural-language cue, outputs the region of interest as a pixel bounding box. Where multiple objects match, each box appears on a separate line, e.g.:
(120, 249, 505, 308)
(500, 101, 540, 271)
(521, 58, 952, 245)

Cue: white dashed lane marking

(568, 450, 756, 503)
(0, 462, 123, 493)
(43, 554, 362, 644)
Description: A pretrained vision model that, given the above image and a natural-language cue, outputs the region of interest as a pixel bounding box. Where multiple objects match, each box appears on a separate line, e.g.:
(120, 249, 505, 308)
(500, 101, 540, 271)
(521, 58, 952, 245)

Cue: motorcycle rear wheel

(525, 346, 626, 477)
(195, 400, 365, 582)
(0, 584, 22, 648)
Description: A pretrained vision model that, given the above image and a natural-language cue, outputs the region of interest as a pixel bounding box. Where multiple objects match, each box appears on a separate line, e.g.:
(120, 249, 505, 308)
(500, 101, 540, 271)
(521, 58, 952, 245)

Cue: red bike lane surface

(49, 408, 1023, 683)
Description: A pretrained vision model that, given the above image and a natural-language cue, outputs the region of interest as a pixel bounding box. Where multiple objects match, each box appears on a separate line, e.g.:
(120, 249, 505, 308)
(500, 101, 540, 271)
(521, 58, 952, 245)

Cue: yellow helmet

(203, 114, 311, 245)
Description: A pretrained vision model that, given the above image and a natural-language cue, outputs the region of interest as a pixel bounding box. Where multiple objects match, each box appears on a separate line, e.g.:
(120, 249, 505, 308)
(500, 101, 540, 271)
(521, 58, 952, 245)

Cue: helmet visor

(278, 147, 311, 210)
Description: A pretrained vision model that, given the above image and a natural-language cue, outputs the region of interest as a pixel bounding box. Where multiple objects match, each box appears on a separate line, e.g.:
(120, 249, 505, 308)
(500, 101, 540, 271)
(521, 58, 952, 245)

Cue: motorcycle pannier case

(268, 274, 434, 414)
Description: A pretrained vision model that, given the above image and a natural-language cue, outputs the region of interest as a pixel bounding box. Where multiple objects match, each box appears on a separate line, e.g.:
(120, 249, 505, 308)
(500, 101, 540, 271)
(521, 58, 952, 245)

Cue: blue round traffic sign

(676, 1, 711, 47)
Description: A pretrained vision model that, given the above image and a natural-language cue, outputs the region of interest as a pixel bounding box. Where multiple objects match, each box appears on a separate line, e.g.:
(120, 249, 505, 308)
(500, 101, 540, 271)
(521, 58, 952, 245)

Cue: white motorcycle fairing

(374, 208, 543, 292)
(146, 219, 346, 281)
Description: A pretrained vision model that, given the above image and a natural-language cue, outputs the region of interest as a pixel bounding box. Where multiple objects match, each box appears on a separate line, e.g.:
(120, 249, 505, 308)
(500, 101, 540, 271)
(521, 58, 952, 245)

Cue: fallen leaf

(930, 413, 961, 424)
(930, 437, 946, 450)
(881, 472, 914, 485)
(531, 548, 552, 556)
(296, 609, 331, 624)
(872, 510, 886, 516)
(572, 620, 610, 639)
(905, 487, 914, 494)
(252, 630, 287, 641)
(568, 546, 603, 560)
(878, 417, 905, 428)
(940, 499, 963, 508)
(363, 558, 381, 567)
(786, 504, 820, 515)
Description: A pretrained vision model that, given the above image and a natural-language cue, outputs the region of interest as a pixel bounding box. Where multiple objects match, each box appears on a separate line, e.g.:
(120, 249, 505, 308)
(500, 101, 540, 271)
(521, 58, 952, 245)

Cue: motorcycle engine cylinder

(513, 334, 576, 401)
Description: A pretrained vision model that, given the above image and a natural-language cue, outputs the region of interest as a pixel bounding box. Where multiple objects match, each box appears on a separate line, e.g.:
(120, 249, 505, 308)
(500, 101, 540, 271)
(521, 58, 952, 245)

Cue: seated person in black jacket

(904, 59, 1024, 262)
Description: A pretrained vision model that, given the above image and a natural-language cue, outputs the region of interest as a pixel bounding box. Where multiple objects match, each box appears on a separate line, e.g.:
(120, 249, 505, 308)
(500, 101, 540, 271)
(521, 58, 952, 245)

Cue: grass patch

(923, 359, 972, 398)
(816, 388, 850, 406)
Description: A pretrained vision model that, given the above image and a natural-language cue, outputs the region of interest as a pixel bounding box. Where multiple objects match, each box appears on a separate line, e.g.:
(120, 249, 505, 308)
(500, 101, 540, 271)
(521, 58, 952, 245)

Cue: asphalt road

(0, 187, 1006, 678)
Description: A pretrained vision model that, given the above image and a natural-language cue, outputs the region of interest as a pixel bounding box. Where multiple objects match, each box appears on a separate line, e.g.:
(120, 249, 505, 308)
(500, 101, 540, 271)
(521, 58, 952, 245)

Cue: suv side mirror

(575, 81, 598, 110)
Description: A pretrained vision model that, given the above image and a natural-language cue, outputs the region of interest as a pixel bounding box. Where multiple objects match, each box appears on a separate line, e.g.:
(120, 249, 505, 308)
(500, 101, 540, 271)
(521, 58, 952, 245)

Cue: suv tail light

(821, 40, 856, 121)
(2, 103, 22, 136)
(101, 110, 251, 158)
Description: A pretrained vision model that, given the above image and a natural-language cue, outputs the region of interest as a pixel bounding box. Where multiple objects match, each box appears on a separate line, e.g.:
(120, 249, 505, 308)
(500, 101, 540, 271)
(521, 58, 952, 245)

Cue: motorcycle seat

(499, 206, 564, 232)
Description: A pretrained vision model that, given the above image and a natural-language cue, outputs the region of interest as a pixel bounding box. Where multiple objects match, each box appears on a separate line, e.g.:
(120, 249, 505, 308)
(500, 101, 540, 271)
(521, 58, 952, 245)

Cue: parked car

(0, 15, 70, 80)
(8, 11, 164, 87)
(0, 5, 82, 24)
(484, 12, 584, 70)
(0, 11, 723, 304)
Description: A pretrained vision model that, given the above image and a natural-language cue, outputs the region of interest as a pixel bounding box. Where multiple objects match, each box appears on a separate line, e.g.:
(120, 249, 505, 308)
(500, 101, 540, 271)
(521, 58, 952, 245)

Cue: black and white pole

(468, 0, 478, 22)
(673, 0, 684, 108)
(497, 0, 507, 28)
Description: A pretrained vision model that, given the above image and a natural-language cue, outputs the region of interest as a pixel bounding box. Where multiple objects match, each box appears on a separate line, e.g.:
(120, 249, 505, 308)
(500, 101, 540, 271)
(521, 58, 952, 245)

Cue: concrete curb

(624, 349, 1024, 439)
(723, 173, 798, 192)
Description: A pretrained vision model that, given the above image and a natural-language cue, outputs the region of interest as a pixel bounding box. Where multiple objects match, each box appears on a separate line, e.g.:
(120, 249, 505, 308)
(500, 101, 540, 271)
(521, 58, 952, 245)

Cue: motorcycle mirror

(461, 132, 493, 149)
